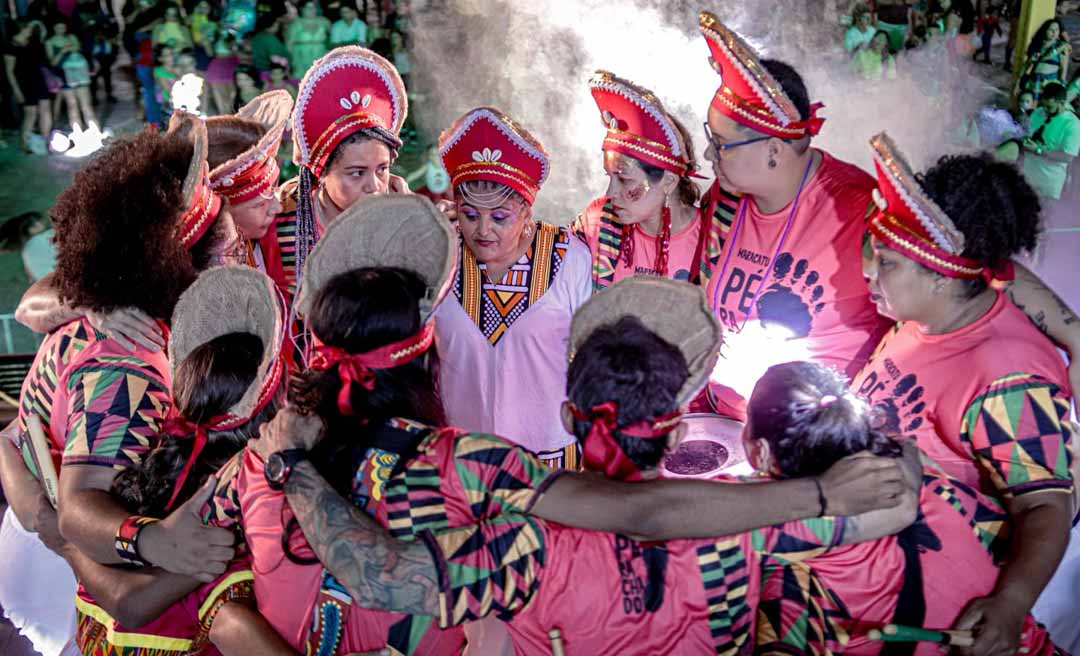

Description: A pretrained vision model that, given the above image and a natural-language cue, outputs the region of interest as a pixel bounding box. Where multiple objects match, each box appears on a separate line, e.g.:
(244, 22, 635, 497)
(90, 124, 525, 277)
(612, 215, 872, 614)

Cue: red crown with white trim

(292, 47, 407, 178)
(438, 107, 550, 205)
(699, 11, 823, 139)
(169, 112, 224, 250)
(868, 132, 984, 280)
(590, 70, 692, 176)
(209, 90, 293, 204)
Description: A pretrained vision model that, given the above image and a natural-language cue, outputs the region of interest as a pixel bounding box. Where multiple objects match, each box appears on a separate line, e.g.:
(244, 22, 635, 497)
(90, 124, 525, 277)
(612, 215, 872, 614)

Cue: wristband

(812, 478, 828, 517)
(115, 515, 159, 566)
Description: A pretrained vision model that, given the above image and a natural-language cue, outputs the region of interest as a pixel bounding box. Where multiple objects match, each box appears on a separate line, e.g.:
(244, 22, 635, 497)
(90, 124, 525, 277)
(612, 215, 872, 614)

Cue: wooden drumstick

(24, 415, 59, 508)
(548, 628, 566, 656)
(868, 624, 975, 647)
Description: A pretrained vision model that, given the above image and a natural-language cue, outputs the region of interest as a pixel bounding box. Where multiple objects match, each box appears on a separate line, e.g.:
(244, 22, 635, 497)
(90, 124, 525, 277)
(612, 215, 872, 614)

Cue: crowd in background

(2, 0, 412, 154)
(840, 0, 1079, 200)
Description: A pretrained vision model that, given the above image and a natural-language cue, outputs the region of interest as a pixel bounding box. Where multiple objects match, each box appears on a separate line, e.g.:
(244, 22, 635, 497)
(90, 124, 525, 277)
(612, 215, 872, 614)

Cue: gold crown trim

(872, 215, 983, 276)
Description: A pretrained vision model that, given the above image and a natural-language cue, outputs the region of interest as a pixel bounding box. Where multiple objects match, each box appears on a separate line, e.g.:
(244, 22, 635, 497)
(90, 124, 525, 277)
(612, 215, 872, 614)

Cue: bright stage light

(710, 320, 809, 402)
(172, 74, 206, 117)
(62, 123, 109, 158)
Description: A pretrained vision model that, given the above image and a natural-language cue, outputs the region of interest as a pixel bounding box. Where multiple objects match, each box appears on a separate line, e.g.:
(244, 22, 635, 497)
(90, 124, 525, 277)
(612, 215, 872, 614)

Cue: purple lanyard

(710, 154, 815, 332)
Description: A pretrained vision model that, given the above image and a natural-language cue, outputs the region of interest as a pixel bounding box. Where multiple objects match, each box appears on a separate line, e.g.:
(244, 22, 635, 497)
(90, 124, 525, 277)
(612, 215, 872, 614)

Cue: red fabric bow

(309, 324, 435, 416)
(159, 349, 284, 513)
(570, 402, 682, 481)
(984, 259, 1016, 284)
(795, 102, 826, 137)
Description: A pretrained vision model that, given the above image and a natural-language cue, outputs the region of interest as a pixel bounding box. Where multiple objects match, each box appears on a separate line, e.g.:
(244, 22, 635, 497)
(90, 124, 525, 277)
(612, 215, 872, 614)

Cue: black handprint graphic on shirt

(874, 373, 926, 434)
(754, 253, 826, 339)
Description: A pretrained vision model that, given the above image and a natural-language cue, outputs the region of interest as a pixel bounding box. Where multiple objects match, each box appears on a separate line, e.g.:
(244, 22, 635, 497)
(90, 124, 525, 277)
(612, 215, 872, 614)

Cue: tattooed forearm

(1006, 266, 1080, 347)
(1057, 296, 1078, 327)
(284, 461, 441, 616)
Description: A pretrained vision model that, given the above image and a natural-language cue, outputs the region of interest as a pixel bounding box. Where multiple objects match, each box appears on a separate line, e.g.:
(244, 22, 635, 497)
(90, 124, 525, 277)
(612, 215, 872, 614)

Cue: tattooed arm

(284, 460, 441, 616)
(1004, 263, 1079, 349)
(1003, 264, 1080, 405)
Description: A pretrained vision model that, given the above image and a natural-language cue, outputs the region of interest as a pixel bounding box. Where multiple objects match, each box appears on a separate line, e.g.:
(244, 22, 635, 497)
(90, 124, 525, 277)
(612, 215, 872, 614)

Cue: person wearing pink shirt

(573, 71, 717, 290)
(696, 10, 1080, 424)
(761, 133, 1077, 656)
(856, 135, 1075, 655)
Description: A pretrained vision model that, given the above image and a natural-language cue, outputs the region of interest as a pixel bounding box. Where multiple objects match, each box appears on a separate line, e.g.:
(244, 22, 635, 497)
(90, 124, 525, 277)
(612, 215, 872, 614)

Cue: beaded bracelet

(115, 516, 159, 566)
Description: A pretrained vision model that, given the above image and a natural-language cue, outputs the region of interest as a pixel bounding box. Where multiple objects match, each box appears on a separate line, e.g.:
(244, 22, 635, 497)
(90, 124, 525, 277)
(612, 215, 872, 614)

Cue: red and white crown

(868, 132, 985, 280)
(209, 90, 293, 204)
(438, 106, 550, 205)
(292, 46, 407, 178)
(589, 70, 692, 176)
(699, 11, 823, 139)
(170, 112, 224, 250)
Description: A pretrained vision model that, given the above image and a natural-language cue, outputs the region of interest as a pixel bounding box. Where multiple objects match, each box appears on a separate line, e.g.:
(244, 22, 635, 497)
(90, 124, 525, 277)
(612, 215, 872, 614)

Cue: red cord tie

(570, 401, 682, 481)
(309, 324, 436, 417)
(160, 413, 212, 513)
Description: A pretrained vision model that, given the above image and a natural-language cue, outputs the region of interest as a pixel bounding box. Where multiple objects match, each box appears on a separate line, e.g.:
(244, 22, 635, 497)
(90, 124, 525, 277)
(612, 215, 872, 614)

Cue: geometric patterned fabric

(453, 223, 569, 346)
(753, 469, 1064, 655)
(75, 564, 254, 656)
(17, 317, 171, 475)
(202, 417, 554, 655)
(424, 510, 845, 654)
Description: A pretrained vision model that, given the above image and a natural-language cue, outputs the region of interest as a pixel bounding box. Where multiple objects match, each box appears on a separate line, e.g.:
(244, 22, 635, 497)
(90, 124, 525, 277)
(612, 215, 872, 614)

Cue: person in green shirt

(1021, 82, 1080, 199)
(250, 16, 289, 73)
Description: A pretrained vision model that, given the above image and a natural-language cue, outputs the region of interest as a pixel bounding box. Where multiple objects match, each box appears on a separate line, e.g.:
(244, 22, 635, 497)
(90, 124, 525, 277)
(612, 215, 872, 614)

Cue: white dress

(0, 508, 78, 656)
(435, 225, 592, 456)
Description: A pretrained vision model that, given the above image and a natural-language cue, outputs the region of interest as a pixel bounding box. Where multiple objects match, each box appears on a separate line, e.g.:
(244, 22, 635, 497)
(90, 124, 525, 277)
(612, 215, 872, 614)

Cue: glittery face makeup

(625, 179, 649, 201)
(602, 151, 665, 226)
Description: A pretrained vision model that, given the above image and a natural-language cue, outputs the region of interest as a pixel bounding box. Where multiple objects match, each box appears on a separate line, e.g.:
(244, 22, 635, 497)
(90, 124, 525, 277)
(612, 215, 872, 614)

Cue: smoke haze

(407, 0, 999, 221)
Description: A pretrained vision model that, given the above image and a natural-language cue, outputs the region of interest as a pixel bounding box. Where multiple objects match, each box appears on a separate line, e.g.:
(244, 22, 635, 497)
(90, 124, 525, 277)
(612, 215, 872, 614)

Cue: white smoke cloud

(407, 0, 998, 222)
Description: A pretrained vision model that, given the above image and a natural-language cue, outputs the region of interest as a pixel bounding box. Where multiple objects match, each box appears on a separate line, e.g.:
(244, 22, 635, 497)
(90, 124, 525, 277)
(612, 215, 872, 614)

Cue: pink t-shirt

(573, 197, 704, 288)
(221, 449, 464, 655)
(425, 502, 846, 655)
(757, 470, 1061, 655)
(702, 151, 891, 418)
(851, 292, 1074, 499)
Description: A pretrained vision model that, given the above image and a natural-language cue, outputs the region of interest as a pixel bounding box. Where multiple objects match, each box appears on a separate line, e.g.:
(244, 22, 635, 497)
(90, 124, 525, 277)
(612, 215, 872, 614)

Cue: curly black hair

(51, 127, 203, 320)
(748, 361, 901, 479)
(918, 153, 1041, 297)
(566, 315, 688, 472)
(110, 332, 280, 517)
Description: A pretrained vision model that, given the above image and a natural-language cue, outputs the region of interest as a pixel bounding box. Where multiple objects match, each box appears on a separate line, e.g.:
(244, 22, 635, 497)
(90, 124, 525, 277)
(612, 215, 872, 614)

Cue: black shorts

(18, 75, 50, 106)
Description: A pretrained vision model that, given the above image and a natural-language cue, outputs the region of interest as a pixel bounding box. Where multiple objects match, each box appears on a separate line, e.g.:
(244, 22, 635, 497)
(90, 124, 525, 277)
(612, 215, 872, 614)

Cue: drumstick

(868, 624, 975, 647)
(24, 414, 59, 508)
(548, 628, 566, 656)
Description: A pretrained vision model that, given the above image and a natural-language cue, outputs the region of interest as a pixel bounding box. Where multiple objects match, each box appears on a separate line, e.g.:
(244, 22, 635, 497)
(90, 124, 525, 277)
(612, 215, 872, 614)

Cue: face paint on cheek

(625, 180, 649, 202)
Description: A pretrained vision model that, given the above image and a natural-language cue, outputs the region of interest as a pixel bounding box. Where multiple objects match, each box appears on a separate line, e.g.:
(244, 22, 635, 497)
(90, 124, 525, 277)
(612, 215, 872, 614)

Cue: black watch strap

(265, 447, 308, 489)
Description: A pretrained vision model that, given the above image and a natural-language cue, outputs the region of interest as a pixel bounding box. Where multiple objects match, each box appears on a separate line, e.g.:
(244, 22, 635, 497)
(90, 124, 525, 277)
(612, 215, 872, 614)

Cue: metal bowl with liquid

(660, 413, 754, 479)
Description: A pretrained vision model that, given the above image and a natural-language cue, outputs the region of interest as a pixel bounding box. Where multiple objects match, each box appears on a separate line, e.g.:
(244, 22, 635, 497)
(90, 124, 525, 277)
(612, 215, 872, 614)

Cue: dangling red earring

(654, 205, 672, 277)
